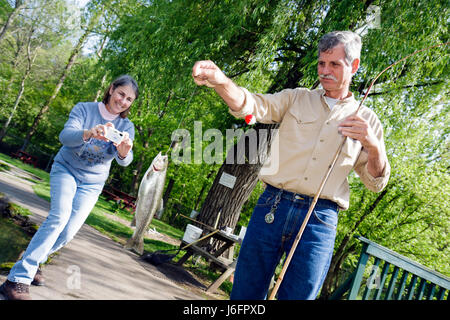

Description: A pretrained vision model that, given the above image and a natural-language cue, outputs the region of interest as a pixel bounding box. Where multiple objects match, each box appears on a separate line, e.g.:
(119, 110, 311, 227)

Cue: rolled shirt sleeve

(59, 103, 87, 147)
(353, 109, 390, 192)
(228, 87, 302, 124)
(355, 153, 391, 192)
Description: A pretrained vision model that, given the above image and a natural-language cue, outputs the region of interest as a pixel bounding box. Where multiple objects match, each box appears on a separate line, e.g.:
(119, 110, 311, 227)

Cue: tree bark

(197, 122, 279, 237)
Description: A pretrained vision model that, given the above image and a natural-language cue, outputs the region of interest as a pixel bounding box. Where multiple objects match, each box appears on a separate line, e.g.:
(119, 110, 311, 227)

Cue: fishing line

(164, 87, 198, 155)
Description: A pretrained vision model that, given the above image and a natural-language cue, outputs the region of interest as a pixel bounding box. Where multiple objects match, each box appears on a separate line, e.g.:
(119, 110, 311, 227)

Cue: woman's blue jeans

(7, 162, 103, 285)
(230, 184, 339, 300)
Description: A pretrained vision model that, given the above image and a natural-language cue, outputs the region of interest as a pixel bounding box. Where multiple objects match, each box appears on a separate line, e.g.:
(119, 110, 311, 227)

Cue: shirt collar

(98, 102, 119, 121)
(319, 89, 357, 107)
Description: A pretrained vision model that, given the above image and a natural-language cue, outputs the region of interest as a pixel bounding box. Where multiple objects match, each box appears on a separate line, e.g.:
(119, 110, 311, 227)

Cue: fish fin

(124, 229, 144, 255)
(136, 239, 144, 255)
(124, 237, 144, 255)
(124, 236, 134, 249)
(155, 200, 164, 219)
(124, 228, 138, 248)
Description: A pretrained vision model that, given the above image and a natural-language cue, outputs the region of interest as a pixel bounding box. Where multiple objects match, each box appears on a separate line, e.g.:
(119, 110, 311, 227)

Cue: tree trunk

(0, 29, 37, 143)
(94, 73, 108, 102)
(20, 10, 102, 151)
(197, 122, 279, 236)
(0, 34, 26, 107)
(93, 34, 109, 102)
(0, 51, 36, 142)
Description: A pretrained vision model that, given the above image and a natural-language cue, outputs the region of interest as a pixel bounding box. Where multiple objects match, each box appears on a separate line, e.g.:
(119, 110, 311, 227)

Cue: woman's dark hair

(102, 75, 139, 118)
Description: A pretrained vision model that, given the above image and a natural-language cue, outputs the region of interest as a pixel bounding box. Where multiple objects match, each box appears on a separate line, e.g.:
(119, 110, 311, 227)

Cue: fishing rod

(175, 213, 218, 232)
(268, 41, 449, 300)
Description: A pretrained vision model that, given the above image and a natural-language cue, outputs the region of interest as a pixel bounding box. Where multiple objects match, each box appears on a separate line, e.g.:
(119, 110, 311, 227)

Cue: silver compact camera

(104, 127, 124, 144)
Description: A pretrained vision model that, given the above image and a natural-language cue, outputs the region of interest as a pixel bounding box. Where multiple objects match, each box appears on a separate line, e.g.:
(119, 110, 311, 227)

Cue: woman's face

(106, 84, 136, 115)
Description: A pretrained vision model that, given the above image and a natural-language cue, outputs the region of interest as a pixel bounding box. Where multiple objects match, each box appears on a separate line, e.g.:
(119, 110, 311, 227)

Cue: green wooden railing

(330, 236, 450, 300)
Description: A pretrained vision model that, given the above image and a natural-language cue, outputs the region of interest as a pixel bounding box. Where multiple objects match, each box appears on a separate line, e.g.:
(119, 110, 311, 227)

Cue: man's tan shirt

(229, 87, 390, 210)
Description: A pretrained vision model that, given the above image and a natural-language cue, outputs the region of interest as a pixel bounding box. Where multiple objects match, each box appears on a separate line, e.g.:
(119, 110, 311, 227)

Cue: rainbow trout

(125, 152, 168, 254)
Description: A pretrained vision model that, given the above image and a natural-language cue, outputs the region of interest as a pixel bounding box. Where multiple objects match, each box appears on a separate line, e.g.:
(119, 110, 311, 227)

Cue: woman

(0, 75, 139, 300)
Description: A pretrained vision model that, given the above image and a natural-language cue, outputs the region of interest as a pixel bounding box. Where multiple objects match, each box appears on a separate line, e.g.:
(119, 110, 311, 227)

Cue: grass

(0, 198, 37, 272)
(31, 174, 182, 253)
(0, 152, 233, 296)
(0, 153, 47, 181)
(0, 218, 32, 269)
(0, 162, 11, 172)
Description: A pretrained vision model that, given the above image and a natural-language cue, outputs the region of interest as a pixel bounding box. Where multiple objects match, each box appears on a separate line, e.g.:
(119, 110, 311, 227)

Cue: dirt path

(0, 162, 209, 300)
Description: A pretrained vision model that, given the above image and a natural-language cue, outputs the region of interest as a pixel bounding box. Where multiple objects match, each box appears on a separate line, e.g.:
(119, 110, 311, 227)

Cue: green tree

(20, 1, 104, 150)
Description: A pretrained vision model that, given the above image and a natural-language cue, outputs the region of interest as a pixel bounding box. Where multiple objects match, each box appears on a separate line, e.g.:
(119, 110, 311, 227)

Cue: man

(192, 31, 390, 300)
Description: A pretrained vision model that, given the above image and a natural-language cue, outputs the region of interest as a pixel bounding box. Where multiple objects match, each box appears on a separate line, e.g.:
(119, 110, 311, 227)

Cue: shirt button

(304, 177, 308, 181)
(320, 139, 324, 142)
(312, 157, 317, 161)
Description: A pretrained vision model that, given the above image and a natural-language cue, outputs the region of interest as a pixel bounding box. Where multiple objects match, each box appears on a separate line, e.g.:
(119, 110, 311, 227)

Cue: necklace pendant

(265, 212, 275, 224)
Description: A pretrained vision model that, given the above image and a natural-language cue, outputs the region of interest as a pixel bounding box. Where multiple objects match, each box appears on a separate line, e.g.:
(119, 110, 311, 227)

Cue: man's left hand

(338, 115, 379, 152)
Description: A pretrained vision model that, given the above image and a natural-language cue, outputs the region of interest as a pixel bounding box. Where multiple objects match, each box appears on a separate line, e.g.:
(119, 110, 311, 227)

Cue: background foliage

(0, 0, 448, 297)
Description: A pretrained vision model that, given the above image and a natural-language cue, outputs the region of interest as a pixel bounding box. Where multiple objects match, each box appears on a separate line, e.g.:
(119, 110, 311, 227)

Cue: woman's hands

(83, 122, 132, 159)
(84, 123, 110, 141)
(115, 131, 132, 159)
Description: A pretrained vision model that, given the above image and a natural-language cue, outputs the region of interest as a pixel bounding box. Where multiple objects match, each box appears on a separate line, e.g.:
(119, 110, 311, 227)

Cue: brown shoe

(31, 268, 45, 286)
(0, 280, 32, 300)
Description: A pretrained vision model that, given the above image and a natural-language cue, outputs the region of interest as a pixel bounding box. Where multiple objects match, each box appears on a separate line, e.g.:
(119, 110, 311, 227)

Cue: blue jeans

(8, 162, 103, 285)
(230, 184, 339, 300)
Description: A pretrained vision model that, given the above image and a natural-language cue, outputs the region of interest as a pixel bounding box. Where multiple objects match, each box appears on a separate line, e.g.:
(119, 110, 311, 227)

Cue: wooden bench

(11, 150, 38, 167)
(176, 231, 241, 294)
(178, 240, 236, 294)
(330, 236, 450, 300)
(101, 186, 136, 211)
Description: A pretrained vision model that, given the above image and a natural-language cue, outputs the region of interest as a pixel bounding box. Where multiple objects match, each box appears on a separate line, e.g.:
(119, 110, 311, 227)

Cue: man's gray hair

(318, 31, 362, 65)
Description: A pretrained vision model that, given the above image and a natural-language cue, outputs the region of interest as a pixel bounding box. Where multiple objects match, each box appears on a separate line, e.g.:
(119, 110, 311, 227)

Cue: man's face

(317, 44, 359, 95)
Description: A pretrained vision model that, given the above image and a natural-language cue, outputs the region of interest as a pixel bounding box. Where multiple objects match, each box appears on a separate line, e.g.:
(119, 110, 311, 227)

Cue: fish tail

(124, 236, 135, 250)
(137, 239, 144, 255)
(124, 231, 144, 255)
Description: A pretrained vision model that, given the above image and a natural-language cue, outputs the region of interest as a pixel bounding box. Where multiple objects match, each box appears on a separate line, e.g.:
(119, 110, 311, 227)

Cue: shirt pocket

(279, 107, 321, 145)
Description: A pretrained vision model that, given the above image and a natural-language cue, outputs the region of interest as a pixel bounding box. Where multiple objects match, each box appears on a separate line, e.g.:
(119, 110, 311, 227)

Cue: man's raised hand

(192, 60, 228, 88)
